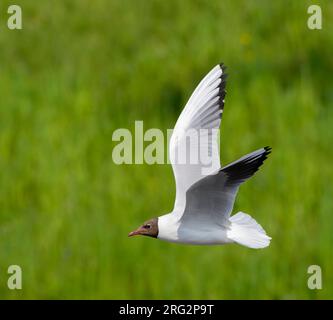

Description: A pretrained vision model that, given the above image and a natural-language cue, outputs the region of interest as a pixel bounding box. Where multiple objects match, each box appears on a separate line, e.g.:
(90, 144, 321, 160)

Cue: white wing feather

(169, 64, 228, 217)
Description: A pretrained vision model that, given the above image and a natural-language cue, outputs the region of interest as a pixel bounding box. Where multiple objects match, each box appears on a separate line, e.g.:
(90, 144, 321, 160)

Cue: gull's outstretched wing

(179, 147, 271, 227)
(169, 64, 227, 217)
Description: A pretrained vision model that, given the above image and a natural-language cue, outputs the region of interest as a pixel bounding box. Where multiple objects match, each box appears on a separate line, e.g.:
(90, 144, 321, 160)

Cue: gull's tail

(227, 212, 271, 249)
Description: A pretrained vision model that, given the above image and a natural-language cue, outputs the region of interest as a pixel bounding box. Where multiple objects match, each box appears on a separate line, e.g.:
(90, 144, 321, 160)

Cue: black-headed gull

(129, 63, 272, 249)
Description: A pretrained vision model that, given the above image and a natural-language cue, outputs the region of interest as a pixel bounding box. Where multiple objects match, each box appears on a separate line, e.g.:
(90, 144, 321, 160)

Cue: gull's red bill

(128, 229, 141, 237)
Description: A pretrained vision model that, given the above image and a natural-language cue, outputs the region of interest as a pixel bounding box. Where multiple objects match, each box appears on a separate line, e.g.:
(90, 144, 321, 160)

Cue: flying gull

(129, 63, 272, 249)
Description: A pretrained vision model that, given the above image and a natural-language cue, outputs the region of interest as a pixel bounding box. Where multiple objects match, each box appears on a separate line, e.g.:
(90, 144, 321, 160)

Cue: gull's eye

(143, 224, 151, 229)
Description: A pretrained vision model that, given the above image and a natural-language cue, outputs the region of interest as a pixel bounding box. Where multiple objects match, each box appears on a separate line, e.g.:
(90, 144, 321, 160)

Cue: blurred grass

(0, 0, 332, 299)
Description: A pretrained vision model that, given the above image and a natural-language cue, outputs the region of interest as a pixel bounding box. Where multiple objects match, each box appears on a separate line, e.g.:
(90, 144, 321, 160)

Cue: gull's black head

(128, 218, 158, 238)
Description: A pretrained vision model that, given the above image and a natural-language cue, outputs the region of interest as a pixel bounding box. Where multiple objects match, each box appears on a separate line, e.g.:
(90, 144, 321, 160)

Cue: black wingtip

(217, 62, 228, 112)
(219, 62, 227, 73)
(264, 146, 272, 154)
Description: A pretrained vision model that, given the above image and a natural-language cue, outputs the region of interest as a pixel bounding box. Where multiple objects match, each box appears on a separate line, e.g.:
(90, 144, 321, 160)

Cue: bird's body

(129, 63, 272, 249)
(158, 212, 231, 245)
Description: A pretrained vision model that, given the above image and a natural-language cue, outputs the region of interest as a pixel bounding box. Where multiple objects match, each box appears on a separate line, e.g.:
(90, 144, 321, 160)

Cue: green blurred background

(0, 0, 332, 299)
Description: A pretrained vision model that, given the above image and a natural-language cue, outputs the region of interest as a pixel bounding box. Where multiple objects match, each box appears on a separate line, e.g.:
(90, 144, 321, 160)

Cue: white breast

(157, 212, 232, 245)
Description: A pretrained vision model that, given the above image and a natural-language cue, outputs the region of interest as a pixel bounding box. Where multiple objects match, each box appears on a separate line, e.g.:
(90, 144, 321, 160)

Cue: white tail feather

(227, 212, 271, 249)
